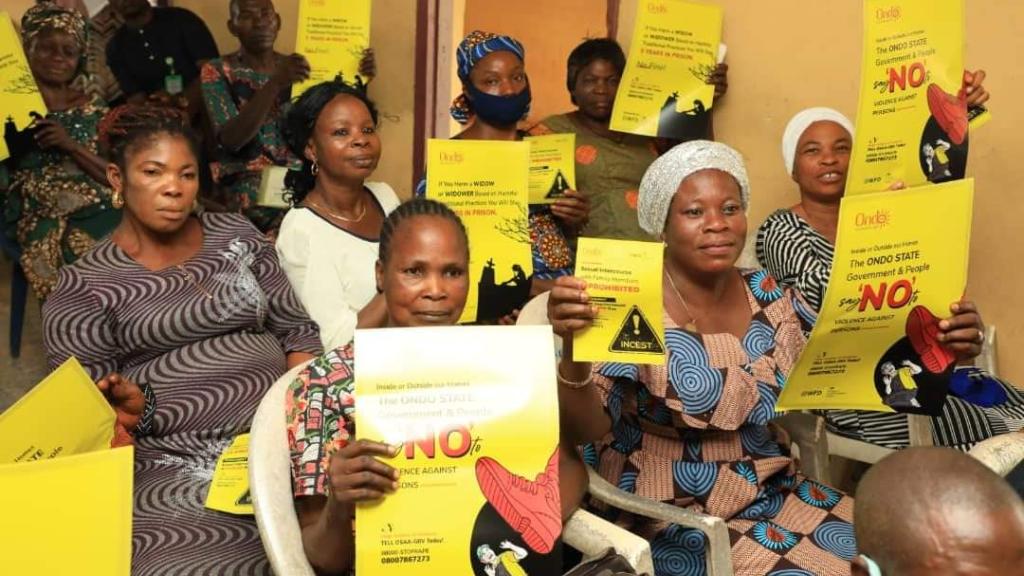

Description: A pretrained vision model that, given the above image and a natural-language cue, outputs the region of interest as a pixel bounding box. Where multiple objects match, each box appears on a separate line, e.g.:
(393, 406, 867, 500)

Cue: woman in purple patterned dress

(42, 106, 322, 575)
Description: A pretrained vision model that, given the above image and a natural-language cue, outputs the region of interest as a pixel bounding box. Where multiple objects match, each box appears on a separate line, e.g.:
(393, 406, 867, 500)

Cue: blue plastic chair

(0, 218, 27, 359)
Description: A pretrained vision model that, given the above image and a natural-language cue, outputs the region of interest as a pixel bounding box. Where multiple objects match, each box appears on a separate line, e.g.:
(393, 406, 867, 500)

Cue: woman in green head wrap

(2, 3, 120, 299)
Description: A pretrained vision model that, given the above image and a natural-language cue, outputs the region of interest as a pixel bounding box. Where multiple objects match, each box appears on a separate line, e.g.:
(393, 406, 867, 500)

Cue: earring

(310, 161, 319, 176)
(111, 189, 124, 209)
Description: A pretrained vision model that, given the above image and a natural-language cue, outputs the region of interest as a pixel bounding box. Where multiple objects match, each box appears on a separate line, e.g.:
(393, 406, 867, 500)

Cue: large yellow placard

(0, 446, 134, 575)
(354, 325, 561, 575)
(0, 357, 115, 463)
(610, 0, 722, 140)
(0, 11, 48, 162)
(778, 180, 973, 412)
(425, 139, 533, 323)
(847, 0, 966, 193)
(294, 0, 371, 95)
(574, 237, 665, 365)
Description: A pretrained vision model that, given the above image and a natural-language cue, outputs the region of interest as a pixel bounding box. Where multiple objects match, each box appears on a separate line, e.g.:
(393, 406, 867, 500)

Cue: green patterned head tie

(20, 3, 88, 70)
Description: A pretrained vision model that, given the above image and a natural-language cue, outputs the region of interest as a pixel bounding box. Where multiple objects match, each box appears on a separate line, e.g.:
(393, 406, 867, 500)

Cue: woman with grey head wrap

(547, 140, 862, 575)
(757, 98, 1024, 458)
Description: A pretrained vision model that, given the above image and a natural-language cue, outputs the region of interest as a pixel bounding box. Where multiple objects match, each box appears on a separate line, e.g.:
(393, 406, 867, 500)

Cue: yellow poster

(0, 357, 115, 463)
(425, 139, 533, 323)
(0, 446, 134, 575)
(526, 133, 575, 205)
(609, 0, 722, 140)
(354, 325, 561, 576)
(574, 237, 665, 364)
(204, 434, 254, 515)
(778, 179, 973, 413)
(294, 0, 371, 95)
(0, 11, 48, 162)
(847, 0, 967, 193)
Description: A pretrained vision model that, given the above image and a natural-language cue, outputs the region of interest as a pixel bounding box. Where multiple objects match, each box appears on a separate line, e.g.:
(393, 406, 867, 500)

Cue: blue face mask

(465, 81, 532, 127)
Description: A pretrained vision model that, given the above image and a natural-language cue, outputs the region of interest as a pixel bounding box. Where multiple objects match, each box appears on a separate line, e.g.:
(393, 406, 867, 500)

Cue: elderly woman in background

(549, 140, 857, 575)
(276, 79, 399, 350)
(201, 0, 374, 233)
(2, 3, 120, 299)
(755, 98, 1024, 453)
(418, 31, 589, 296)
(43, 105, 321, 575)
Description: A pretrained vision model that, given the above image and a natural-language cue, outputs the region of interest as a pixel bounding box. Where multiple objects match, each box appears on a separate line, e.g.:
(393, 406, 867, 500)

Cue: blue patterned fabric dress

(585, 270, 856, 576)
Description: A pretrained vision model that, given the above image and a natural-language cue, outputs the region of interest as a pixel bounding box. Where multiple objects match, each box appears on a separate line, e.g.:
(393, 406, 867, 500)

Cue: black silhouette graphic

(3, 111, 44, 160)
(873, 337, 949, 415)
(656, 91, 710, 140)
(918, 116, 967, 183)
(544, 170, 570, 200)
(477, 258, 531, 321)
(468, 502, 561, 576)
(609, 305, 665, 355)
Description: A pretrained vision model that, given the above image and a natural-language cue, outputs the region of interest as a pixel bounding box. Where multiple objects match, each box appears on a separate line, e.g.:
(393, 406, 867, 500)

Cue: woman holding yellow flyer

(418, 31, 589, 295)
(550, 140, 857, 576)
(286, 198, 587, 575)
(756, 101, 1024, 453)
(531, 38, 727, 242)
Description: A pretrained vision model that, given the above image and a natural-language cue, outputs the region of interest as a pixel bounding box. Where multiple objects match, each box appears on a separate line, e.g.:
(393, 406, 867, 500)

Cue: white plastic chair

(248, 359, 655, 575)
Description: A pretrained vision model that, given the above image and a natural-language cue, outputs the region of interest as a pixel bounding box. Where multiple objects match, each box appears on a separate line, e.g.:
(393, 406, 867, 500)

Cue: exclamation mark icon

(632, 313, 641, 335)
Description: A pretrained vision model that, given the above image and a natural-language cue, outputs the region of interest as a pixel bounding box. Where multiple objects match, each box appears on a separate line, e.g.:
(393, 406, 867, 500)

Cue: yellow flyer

(294, 0, 371, 95)
(425, 139, 533, 323)
(354, 325, 561, 575)
(204, 434, 254, 515)
(778, 179, 973, 413)
(0, 446, 134, 575)
(525, 133, 575, 204)
(0, 11, 48, 162)
(847, 0, 968, 193)
(609, 0, 722, 140)
(0, 357, 115, 463)
(574, 237, 665, 364)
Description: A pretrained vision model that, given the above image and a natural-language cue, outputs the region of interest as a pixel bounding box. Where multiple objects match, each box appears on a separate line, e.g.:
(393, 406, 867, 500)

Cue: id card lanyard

(164, 57, 183, 95)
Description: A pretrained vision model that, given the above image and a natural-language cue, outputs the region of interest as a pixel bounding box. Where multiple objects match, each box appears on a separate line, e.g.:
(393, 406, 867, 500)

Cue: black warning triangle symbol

(236, 489, 252, 507)
(609, 305, 665, 355)
(545, 169, 570, 199)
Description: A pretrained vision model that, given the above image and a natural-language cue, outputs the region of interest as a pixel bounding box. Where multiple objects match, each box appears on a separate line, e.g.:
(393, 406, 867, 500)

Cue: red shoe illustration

(475, 446, 561, 554)
(906, 305, 956, 374)
(927, 83, 968, 145)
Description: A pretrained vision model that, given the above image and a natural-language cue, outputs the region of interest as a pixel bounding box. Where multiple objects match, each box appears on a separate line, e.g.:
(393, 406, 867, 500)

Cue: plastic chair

(0, 218, 27, 358)
(248, 361, 655, 575)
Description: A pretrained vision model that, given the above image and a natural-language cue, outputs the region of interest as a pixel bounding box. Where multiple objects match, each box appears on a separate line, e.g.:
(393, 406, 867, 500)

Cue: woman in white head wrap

(547, 140, 859, 576)
(755, 97, 1024, 456)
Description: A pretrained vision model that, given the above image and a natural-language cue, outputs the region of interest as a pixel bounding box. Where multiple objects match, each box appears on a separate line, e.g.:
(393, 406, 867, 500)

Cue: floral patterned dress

(200, 53, 300, 232)
(1, 95, 120, 299)
(586, 270, 856, 576)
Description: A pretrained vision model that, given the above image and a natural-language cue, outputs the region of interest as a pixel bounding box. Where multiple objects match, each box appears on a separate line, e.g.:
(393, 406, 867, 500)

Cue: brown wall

(616, 0, 1024, 385)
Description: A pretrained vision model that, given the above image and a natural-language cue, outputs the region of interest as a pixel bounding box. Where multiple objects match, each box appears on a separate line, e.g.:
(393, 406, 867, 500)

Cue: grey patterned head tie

(637, 140, 750, 236)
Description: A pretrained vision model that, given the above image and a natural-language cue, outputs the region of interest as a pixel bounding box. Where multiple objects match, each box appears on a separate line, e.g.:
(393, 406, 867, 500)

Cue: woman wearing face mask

(286, 198, 587, 574)
(3, 4, 121, 300)
(42, 105, 322, 575)
(756, 98, 1024, 455)
(276, 79, 399, 350)
(418, 31, 590, 297)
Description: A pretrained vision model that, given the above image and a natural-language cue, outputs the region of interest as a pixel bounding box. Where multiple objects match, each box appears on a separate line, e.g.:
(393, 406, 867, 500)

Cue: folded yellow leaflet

(256, 165, 290, 208)
(0, 11, 48, 162)
(354, 325, 561, 575)
(425, 139, 533, 323)
(610, 0, 722, 140)
(0, 446, 134, 575)
(778, 179, 973, 412)
(0, 357, 115, 464)
(525, 133, 575, 205)
(574, 237, 665, 365)
(204, 433, 254, 515)
(847, 0, 966, 193)
(293, 0, 371, 96)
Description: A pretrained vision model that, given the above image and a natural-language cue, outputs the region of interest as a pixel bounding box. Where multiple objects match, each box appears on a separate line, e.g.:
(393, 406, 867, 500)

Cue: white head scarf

(637, 140, 750, 236)
(781, 107, 855, 176)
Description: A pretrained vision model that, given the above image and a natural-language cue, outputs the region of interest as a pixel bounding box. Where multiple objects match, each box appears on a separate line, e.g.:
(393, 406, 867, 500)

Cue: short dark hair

(378, 198, 469, 266)
(566, 38, 626, 102)
(280, 78, 377, 205)
(99, 104, 199, 169)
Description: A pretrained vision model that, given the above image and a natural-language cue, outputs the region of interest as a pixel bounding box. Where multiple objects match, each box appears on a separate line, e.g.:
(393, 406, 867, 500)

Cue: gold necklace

(665, 269, 699, 332)
(306, 197, 367, 223)
(177, 264, 214, 300)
